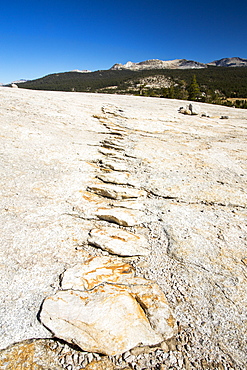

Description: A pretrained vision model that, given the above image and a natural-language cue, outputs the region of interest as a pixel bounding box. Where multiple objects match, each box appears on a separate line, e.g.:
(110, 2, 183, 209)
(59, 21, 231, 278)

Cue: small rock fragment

(95, 207, 145, 226)
(99, 159, 129, 172)
(112, 199, 144, 210)
(84, 357, 115, 370)
(97, 172, 140, 187)
(160, 341, 169, 352)
(87, 183, 145, 200)
(98, 147, 123, 158)
(88, 227, 150, 256)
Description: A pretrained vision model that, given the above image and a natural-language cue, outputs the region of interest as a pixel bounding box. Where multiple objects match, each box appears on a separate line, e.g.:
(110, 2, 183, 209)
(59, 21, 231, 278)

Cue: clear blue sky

(0, 0, 246, 83)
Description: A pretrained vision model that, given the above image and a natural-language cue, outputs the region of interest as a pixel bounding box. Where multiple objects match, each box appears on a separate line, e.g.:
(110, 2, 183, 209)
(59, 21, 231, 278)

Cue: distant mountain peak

(207, 57, 247, 67)
(110, 58, 206, 70)
(110, 57, 247, 71)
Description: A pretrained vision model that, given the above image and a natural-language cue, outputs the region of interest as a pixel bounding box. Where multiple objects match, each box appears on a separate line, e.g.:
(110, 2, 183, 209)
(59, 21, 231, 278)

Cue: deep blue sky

(0, 0, 246, 83)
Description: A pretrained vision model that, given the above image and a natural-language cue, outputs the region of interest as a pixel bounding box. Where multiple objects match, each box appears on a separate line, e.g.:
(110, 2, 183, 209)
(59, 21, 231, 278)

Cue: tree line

(17, 67, 247, 108)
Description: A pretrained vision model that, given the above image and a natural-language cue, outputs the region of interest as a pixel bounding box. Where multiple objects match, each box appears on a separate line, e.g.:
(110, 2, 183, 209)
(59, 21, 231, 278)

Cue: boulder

(88, 227, 150, 256)
(40, 286, 162, 356)
(189, 103, 201, 115)
(40, 256, 176, 356)
(61, 257, 176, 339)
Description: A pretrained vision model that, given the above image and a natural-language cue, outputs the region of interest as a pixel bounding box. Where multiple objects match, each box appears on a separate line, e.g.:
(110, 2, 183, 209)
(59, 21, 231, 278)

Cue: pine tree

(188, 75, 200, 101)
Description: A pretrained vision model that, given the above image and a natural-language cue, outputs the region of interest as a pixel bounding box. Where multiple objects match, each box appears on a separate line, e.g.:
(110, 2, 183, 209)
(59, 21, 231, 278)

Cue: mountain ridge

(110, 57, 247, 71)
(2, 57, 247, 86)
(208, 57, 247, 67)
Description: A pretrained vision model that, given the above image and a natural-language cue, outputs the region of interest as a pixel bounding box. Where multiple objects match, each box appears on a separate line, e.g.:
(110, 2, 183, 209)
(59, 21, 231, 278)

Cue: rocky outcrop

(1, 87, 247, 369)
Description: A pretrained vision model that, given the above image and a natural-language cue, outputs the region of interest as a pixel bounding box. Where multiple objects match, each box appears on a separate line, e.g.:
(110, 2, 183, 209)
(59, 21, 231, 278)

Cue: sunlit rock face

(0, 86, 247, 369)
(40, 256, 176, 356)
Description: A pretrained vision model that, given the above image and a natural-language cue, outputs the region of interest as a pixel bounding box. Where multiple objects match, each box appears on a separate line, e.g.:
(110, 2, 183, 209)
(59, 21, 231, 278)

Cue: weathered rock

(61, 256, 136, 290)
(189, 103, 201, 115)
(88, 227, 150, 256)
(99, 159, 130, 172)
(98, 147, 124, 158)
(40, 286, 163, 356)
(0, 339, 64, 370)
(61, 257, 176, 340)
(84, 358, 116, 370)
(178, 107, 191, 115)
(101, 139, 126, 151)
(40, 256, 176, 355)
(95, 207, 145, 226)
(108, 130, 128, 137)
(112, 199, 144, 210)
(101, 143, 125, 151)
(97, 171, 140, 187)
(87, 183, 145, 199)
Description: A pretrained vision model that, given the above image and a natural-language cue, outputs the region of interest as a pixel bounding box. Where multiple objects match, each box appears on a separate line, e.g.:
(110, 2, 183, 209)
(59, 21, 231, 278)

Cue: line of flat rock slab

(95, 207, 145, 226)
(98, 147, 124, 158)
(101, 138, 127, 147)
(88, 226, 150, 256)
(101, 143, 126, 151)
(40, 256, 176, 356)
(87, 183, 145, 200)
(97, 172, 140, 187)
(99, 159, 131, 172)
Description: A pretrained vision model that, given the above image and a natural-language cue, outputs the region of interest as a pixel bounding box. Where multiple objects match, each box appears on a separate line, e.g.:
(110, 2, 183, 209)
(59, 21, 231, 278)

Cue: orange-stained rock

(0, 339, 64, 370)
(84, 357, 132, 370)
(40, 284, 163, 356)
(84, 357, 115, 370)
(40, 256, 176, 356)
(61, 256, 135, 291)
